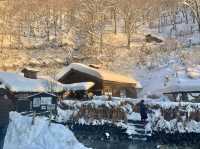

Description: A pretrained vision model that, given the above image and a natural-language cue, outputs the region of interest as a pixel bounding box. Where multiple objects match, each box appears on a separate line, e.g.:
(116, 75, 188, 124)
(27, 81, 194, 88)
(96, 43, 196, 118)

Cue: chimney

(21, 67, 39, 79)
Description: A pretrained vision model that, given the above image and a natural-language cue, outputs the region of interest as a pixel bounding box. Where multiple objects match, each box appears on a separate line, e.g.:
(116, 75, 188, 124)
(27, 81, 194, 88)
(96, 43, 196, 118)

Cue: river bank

(69, 125, 200, 149)
(57, 96, 200, 144)
(66, 122, 200, 143)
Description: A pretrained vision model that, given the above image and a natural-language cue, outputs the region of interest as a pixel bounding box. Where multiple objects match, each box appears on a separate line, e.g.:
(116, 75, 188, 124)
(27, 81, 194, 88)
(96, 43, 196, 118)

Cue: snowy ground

(127, 109, 200, 135)
(4, 112, 88, 149)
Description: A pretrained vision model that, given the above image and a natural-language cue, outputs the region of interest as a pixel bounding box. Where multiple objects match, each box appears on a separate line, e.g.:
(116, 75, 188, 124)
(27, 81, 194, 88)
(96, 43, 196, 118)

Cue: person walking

(139, 100, 148, 123)
(0, 85, 14, 149)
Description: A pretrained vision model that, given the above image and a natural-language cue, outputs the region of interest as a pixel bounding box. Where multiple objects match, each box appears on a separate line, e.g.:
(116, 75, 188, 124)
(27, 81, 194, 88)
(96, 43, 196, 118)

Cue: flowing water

(69, 124, 200, 149)
(79, 140, 200, 149)
(73, 132, 200, 149)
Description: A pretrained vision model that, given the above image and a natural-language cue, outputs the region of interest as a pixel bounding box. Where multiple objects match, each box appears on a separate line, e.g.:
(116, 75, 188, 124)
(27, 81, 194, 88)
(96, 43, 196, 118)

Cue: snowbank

(62, 96, 125, 109)
(4, 112, 88, 149)
(151, 117, 200, 134)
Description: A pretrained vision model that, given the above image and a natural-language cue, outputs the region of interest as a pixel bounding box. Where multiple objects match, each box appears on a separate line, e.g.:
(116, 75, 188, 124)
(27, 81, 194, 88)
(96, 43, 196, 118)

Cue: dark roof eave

(102, 80, 137, 86)
(163, 90, 200, 94)
(12, 91, 64, 94)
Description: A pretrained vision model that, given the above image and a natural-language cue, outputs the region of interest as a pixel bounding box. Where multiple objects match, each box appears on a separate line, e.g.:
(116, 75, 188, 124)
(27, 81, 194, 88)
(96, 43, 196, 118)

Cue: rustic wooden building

(162, 78, 200, 102)
(16, 92, 58, 114)
(0, 71, 65, 113)
(21, 67, 39, 79)
(56, 63, 142, 98)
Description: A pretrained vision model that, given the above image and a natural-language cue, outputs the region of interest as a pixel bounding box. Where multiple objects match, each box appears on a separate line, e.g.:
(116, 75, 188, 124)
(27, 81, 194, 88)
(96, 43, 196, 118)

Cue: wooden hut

(21, 67, 39, 79)
(16, 92, 58, 114)
(56, 63, 142, 98)
(0, 71, 64, 112)
(162, 78, 200, 102)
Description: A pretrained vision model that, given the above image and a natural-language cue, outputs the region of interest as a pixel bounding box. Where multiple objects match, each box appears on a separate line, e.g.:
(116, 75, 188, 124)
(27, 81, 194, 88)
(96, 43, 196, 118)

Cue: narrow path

(126, 120, 151, 141)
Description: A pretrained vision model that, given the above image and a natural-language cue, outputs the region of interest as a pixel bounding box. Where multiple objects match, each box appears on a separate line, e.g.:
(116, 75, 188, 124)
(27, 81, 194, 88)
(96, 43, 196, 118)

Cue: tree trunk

(113, 9, 117, 34)
(90, 33, 94, 46)
(124, 20, 127, 33)
(54, 16, 57, 40)
(198, 22, 200, 33)
(45, 18, 50, 42)
(158, 18, 161, 33)
(100, 32, 103, 50)
(127, 32, 131, 49)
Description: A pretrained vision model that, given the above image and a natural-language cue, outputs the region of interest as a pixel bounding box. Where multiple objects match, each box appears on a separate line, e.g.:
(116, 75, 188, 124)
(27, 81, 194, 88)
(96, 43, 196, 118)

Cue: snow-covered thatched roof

(0, 71, 95, 93)
(56, 63, 142, 88)
(0, 72, 65, 93)
(63, 82, 95, 91)
(162, 78, 200, 94)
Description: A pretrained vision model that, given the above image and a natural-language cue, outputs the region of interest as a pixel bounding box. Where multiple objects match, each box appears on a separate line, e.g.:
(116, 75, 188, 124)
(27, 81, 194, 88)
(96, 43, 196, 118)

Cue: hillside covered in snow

(0, 1, 200, 99)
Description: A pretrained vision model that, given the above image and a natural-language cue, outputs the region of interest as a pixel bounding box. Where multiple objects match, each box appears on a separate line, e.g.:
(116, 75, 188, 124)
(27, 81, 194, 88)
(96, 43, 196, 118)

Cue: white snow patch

(126, 125, 137, 135)
(127, 112, 141, 121)
(4, 112, 88, 149)
(63, 82, 95, 91)
(105, 132, 110, 138)
(56, 108, 74, 123)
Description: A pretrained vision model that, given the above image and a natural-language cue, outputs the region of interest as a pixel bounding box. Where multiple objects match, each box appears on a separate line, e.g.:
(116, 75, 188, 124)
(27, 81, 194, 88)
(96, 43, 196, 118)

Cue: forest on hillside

(0, 0, 198, 49)
(0, 0, 200, 74)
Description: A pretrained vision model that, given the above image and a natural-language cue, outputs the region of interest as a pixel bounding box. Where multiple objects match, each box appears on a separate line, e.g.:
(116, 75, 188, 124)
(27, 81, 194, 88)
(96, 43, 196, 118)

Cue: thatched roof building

(56, 63, 142, 98)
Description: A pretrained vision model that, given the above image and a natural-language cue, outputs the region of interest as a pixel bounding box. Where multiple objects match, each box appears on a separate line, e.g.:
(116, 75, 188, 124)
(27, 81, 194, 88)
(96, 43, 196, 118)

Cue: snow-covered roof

(0, 72, 65, 93)
(0, 83, 6, 89)
(0, 71, 94, 93)
(63, 82, 95, 91)
(21, 67, 39, 72)
(56, 63, 141, 87)
(162, 78, 200, 94)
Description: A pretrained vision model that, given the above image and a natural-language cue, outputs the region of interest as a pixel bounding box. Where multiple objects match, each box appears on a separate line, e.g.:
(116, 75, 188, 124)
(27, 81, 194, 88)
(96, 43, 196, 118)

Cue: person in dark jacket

(0, 85, 13, 149)
(139, 100, 148, 123)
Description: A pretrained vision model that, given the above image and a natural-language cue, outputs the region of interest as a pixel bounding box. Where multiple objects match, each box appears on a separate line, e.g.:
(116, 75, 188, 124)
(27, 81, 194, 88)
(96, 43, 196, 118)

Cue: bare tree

(76, 0, 112, 49)
(119, 0, 145, 49)
(183, 0, 200, 32)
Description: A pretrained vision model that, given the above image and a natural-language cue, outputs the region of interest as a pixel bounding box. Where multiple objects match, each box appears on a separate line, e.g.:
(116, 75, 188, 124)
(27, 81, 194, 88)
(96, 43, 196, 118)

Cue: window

(104, 87, 112, 96)
(120, 89, 126, 98)
(47, 104, 56, 111)
(41, 105, 46, 110)
(41, 97, 52, 105)
(33, 98, 41, 107)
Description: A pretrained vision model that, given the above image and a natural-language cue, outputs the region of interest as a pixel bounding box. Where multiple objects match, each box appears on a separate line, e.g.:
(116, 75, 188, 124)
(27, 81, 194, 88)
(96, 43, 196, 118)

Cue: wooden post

(32, 111, 36, 125)
(48, 109, 52, 127)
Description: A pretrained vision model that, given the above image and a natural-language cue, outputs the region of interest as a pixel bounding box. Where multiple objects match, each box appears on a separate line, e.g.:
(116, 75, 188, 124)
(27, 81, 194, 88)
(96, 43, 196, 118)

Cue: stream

(78, 138, 200, 149)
